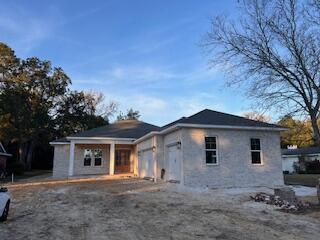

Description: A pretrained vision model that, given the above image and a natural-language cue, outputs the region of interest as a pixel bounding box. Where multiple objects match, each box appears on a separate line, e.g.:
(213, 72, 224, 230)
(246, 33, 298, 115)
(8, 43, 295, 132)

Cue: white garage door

(167, 146, 181, 181)
(138, 150, 154, 178)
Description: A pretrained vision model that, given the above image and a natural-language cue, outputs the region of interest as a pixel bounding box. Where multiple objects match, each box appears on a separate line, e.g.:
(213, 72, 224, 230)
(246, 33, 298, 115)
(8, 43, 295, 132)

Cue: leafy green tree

(54, 91, 107, 137)
(278, 115, 314, 148)
(0, 43, 117, 171)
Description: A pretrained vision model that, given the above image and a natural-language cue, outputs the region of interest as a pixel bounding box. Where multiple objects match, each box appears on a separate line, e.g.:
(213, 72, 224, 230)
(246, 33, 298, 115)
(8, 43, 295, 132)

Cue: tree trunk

(25, 141, 35, 171)
(310, 114, 320, 146)
(18, 142, 28, 167)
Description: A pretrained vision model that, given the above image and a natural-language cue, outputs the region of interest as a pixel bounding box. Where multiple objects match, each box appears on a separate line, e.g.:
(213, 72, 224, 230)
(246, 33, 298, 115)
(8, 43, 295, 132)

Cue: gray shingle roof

(161, 109, 283, 130)
(0, 143, 5, 154)
(69, 120, 161, 139)
(52, 109, 284, 143)
(282, 147, 320, 156)
(0, 142, 12, 157)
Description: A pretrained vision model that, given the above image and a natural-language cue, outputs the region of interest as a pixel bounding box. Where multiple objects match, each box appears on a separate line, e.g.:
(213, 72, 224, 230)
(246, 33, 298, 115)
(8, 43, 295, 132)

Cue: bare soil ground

(0, 178, 319, 240)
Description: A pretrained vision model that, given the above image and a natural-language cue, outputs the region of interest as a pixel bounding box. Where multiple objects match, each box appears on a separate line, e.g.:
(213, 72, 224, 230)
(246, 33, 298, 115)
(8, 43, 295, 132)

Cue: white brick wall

(52, 145, 70, 179)
(52, 127, 284, 188)
(181, 128, 284, 188)
(73, 144, 110, 176)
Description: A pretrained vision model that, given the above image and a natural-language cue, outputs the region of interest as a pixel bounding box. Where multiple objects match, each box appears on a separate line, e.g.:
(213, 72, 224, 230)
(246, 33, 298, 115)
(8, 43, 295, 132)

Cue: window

(84, 149, 92, 166)
(205, 137, 218, 164)
(250, 138, 262, 164)
(84, 149, 103, 166)
(94, 149, 102, 166)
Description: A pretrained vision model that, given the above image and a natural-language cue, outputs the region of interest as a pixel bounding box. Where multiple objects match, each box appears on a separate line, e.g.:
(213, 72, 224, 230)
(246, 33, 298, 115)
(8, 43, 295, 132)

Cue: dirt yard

(0, 178, 320, 240)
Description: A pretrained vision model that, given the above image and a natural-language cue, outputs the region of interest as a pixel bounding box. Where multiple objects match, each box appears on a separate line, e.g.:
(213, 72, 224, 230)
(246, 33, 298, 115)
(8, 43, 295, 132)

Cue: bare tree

(203, 0, 320, 145)
(243, 111, 272, 122)
(84, 90, 119, 120)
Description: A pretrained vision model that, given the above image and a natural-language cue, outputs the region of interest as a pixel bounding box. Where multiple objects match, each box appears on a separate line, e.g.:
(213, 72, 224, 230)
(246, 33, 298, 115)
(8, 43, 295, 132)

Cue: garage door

(138, 150, 154, 178)
(167, 146, 181, 181)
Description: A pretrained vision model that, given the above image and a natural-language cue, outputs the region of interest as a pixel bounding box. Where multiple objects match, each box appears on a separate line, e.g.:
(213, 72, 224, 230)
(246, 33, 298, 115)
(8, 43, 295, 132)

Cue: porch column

(109, 143, 115, 175)
(68, 141, 75, 177)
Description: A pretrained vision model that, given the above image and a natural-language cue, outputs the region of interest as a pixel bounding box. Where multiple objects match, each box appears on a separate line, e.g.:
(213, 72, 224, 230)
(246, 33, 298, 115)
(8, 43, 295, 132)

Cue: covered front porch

(67, 139, 137, 177)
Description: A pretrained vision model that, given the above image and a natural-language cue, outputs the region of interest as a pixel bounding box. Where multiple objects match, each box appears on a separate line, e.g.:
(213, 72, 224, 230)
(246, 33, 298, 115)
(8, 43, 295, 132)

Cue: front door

(115, 150, 131, 173)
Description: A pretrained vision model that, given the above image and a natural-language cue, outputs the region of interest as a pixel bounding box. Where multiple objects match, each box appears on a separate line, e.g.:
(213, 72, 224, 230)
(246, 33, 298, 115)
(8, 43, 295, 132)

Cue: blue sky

(0, 0, 252, 126)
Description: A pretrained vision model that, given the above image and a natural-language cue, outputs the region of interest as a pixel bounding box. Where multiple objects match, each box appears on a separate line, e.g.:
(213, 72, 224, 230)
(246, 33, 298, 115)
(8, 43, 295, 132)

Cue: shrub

(305, 160, 320, 174)
(7, 161, 25, 175)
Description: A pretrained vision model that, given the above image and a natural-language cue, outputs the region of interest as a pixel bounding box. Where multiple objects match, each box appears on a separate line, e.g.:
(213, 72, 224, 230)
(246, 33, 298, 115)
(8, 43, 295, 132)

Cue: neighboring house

(50, 109, 285, 188)
(282, 147, 320, 173)
(0, 142, 11, 172)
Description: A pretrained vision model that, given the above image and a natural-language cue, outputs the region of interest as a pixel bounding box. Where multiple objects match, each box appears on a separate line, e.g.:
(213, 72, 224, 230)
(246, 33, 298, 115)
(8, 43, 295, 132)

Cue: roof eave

(176, 123, 287, 131)
(0, 153, 12, 157)
(66, 136, 137, 141)
(133, 131, 161, 144)
(49, 142, 70, 145)
(135, 123, 284, 144)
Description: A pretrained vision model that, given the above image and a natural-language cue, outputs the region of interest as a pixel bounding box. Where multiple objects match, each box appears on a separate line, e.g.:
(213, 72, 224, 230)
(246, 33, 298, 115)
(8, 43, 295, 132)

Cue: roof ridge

(189, 109, 281, 127)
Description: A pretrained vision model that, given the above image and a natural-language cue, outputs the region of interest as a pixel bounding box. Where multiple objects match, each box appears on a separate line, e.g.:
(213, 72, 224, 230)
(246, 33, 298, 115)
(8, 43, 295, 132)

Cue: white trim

(0, 142, 6, 153)
(0, 153, 12, 157)
(68, 139, 135, 145)
(50, 142, 70, 145)
(109, 143, 115, 175)
(205, 136, 219, 165)
(57, 123, 284, 146)
(83, 148, 104, 167)
(179, 123, 286, 131)
(67, 137, 136, 141)
(250, 138, 263, 165)
(68, 141, 75, 176)
(134, 131, 161, 144)
(0, 142, 11, 157)
(134, 123, 285, 144)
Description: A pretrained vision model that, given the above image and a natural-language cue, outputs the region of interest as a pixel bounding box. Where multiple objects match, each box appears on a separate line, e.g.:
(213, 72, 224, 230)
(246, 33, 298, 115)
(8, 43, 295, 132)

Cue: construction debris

(274, 187, 297, 204)
(251, 188, 304, 212)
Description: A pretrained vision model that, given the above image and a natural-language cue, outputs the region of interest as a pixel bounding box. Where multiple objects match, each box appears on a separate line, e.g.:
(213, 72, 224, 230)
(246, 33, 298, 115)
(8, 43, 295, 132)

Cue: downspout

(180, 129, 184, 185)
(153, 135, 157, 183)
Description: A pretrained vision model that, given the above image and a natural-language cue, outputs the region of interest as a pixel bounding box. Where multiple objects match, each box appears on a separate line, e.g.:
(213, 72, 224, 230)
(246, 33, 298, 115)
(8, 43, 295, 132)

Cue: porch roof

(66, 120, 160, 140)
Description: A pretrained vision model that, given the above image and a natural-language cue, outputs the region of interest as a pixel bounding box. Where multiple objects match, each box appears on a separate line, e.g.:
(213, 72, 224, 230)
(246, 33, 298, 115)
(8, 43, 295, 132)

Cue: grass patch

(1, 169, 52, 184)
(284, 174, 320, 187)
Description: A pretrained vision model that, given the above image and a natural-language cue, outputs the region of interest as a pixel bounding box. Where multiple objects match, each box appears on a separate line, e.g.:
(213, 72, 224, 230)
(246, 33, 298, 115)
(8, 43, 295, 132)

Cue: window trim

(205, 136, 219, 165)
(84, 149, 92, 167)
(83, 148, 103, 167)
(250, 138, 263, 165)
(93, 149, 103, 167)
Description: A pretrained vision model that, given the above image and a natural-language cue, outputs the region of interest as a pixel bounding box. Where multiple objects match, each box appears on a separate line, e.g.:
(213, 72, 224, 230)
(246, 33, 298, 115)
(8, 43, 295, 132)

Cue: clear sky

(0, 0, 252, 126)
